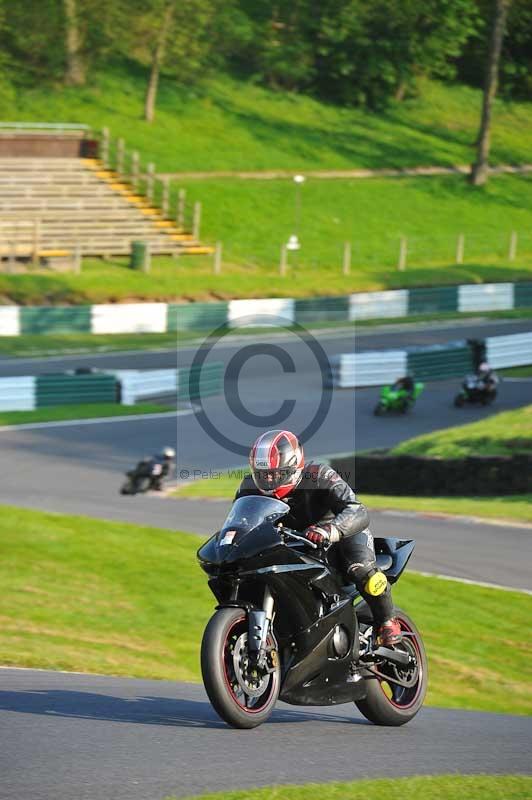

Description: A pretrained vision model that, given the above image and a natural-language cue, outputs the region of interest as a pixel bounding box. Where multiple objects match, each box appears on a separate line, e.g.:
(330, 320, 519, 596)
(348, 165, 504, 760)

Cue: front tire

(374, 402, 386, 416)
(355, 609, 427, 726)
(454, 393, 466, 408)
(201, 608, 280, 729)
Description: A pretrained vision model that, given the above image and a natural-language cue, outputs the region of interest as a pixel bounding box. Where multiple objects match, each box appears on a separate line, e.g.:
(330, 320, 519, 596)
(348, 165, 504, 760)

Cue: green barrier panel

(407, 286, 458, 316)
(20, 306, 92, 335)
(294, 296, 349, 325)
(168, 302, 229, 333)
(514, 282, 532, 309)
(407, 343, 473, 381)
(36, 374, 118, 407)
(177, 363, 224, 402)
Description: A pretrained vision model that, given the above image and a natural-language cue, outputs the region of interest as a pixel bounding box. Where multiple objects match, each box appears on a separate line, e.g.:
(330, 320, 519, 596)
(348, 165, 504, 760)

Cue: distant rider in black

(235, 429, 401, 647)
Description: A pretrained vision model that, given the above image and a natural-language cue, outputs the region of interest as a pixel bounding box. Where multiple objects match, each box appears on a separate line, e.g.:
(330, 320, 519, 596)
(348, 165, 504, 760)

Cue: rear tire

(355, 609, 427, 726)
(201, 608, 280, 729)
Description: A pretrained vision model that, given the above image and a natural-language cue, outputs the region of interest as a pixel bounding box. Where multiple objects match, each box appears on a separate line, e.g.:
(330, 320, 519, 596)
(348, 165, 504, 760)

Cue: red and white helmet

(249, 430, 304, 500)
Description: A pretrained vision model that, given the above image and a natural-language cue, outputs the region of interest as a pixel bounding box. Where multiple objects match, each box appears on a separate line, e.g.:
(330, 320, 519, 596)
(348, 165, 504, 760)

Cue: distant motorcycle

(374, 381, 424, 416)
(120, 459, 165, 495)
(454, 375, 498, 408)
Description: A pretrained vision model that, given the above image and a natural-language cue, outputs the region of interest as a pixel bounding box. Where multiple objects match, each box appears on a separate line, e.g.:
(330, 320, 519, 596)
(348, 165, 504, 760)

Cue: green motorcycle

(374, 379, 424, 416)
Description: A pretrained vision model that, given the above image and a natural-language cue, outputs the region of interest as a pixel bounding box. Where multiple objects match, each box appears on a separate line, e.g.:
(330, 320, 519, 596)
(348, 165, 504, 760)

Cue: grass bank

(176, 775, 532, 800)
(1, 174, 532, 304)
(1, 504, 531, 714)
(170, 473, 532, 525)
(391, 405, 532, 458)
(8, 71, 532, 172)
(0, 403, 172, 427)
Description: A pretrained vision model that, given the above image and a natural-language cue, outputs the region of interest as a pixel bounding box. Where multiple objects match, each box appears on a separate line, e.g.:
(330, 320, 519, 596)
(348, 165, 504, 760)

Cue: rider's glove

(304, 523, 340, 545)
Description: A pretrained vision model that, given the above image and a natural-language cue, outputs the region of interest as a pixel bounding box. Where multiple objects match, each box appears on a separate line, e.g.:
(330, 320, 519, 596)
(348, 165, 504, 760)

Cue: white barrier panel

(486, 332, 532, 369)
(349, 290, 408, 321)
(331, 351, 407, 388)
(228, 298, 295, 327)
(458, 283, 514, 312)
(0, 306, 20, 336)
(0, 376, 35, 410)
(91, 303, 168, 334)
(115, 369, 177, 405)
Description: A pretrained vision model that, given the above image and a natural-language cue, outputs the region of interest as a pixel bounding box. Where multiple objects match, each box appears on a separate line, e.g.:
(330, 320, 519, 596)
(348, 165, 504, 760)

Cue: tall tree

(470, 0, 511, 185)
(144, 0, 175, 122)
(63, 0, 85, 85)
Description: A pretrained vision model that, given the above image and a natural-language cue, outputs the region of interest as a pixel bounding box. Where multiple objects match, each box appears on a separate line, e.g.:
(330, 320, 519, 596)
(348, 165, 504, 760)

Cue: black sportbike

(120, 459, 165, 495)
(454, 375, 498, 408)
(198, 495, 427, 729)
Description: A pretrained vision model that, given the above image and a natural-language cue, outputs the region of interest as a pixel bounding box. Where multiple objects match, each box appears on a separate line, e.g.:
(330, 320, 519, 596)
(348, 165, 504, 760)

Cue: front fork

(248, 586, 275, 667)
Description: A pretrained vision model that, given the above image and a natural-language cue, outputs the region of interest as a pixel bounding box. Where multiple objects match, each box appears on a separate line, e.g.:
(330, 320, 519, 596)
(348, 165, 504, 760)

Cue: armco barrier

(20, 306, 91, 335)
(35, 373, 118, 407)
(485, 331, 532, 369)
(330, 452, 532, 496)
(0, 280, 531, 337)
(406, 342, 473, 381)
(328, 352, 407, 388)
(177, 363, 224, 401)
(0, 376, 35, 411)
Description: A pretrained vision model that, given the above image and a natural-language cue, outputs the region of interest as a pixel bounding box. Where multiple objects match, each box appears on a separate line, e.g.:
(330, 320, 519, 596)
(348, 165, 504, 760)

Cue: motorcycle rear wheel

(201, 608, 280, 729)
(355, 609, 427, 726)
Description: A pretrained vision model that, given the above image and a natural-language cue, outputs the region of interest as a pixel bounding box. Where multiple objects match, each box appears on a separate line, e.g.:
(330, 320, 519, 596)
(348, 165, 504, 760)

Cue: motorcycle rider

(135, 446, 176, 490)
(235, 430, 401, 648)
(476, 362, 498, 396)
(392, 374, 415, 402)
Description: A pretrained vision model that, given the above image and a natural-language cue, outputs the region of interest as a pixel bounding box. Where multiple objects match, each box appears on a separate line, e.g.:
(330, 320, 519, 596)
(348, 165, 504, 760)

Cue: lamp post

(287, 174, 305, 254)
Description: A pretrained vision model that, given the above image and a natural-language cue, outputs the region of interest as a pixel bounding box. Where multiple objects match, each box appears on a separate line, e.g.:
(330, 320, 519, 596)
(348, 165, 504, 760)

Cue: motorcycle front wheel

(374, 402, 386, 416)
(355, 609, 427, 726)
(454, 393, 466, 408)
(201, 608, 281, 729)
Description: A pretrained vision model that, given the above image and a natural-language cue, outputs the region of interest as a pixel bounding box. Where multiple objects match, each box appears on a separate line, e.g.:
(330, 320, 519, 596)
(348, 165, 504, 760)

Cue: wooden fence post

(32, 219, 41, 268)
(161, 176, 170, 217)
(213, 241, 222, 274)
(456, 233, 465, 264)
(398, 236, 407, 271)
(101, 127, 109, 166)
(116, 138, 125, 176)
(131, 151, 140, 189)
(508, 231, 517, 261)
(280, 244, 287, 276)
(146, 163, 155, 202)
(177, 188, 186, 228)
(193, 201, 202, 240)
(73, 243, 82, 274)
(343, 241, 351, 275)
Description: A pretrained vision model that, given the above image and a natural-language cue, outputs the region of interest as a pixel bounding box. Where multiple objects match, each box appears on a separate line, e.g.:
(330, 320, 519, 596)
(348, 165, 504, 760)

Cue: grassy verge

(391, 405, 532, 458)
(0, 403, 172, 426)
(170, 474, 532, 524)
(1, 504, 531, 714)
(175, 775, 532, 800)
(501, 365, 532, 378)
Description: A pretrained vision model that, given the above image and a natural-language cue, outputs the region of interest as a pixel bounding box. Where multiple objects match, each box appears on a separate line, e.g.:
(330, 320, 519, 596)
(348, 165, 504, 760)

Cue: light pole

(287, 174, 305, 252)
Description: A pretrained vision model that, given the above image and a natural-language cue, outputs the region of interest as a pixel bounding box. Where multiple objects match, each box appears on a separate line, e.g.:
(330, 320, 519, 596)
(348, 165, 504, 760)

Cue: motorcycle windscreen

(219, 495, 289, 543)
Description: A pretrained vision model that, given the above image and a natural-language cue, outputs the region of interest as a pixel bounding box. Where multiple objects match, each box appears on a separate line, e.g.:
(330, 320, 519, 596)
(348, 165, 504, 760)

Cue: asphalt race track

(1, 669, 531, 800)
(1, 317, 531, 799)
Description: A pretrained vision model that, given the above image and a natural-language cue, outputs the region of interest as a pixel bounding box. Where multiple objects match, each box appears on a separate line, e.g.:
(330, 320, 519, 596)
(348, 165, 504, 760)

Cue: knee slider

(348, 563, 387, 596)
(364, 569, 388, 597)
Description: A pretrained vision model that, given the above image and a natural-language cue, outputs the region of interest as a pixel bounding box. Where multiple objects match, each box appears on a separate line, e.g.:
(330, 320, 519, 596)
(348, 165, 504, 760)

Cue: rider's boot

(375, 617, 402, 647)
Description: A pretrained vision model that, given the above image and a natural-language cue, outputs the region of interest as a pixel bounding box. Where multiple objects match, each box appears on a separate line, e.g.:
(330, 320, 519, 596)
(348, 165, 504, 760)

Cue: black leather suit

(235, 463, 394, 625)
